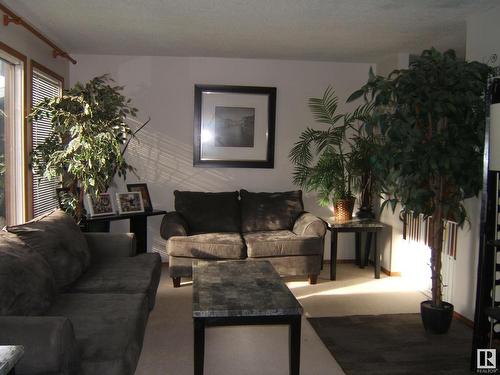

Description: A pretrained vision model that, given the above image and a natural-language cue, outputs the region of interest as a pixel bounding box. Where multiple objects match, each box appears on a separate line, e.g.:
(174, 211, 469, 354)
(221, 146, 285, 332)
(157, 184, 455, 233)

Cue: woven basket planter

(334, 197, 356, 221)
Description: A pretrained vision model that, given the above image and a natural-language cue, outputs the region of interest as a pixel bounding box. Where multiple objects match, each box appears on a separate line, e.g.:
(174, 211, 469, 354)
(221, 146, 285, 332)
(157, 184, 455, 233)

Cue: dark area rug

(308, 313, 474, 375)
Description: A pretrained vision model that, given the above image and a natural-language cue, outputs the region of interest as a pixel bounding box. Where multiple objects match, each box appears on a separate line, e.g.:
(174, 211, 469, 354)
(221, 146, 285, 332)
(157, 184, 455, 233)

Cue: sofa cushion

(69, 253, 162, 310)
(0, 233, 56, 316)
(168, 232, 245, 259)
(7, 209, 91, 291)
(243, 230, 323, 258)
(47, 293, 149, 375)
(174, 191, 240, 233)
(240, 190, 304, 232)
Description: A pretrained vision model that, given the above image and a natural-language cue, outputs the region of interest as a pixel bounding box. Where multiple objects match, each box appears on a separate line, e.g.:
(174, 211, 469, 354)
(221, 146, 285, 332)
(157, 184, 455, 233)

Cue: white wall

(450, 4, 500, 320)
(466, 7, 500, 64)
(0, 19, 70, 86)
(374, 52, 409, 78)
(70, 55, 373, 260)
(372, 53, 409, 273)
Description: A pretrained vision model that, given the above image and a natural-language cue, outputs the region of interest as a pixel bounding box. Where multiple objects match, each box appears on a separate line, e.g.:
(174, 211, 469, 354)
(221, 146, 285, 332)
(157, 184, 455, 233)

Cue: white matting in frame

(200, 91, 269, 162)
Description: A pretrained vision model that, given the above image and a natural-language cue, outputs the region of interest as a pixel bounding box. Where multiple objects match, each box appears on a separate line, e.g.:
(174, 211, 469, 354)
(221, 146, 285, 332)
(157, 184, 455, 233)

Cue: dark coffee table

(192, 260, 303, 375)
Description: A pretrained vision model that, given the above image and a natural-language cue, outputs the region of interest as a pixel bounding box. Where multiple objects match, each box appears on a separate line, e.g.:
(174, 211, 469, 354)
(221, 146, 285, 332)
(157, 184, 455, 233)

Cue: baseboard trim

(323, 259, 355, 264)
(381, 267, 401, 277)
(323, 259, 401, 277)
(453, 311, 474, 328)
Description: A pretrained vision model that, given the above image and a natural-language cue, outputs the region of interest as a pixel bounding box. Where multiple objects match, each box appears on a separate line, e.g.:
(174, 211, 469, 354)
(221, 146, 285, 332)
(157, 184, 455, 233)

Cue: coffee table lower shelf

(193, 315, 301, 375)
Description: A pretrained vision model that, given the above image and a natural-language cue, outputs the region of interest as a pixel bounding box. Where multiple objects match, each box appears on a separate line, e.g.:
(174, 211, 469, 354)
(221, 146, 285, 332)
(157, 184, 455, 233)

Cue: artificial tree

(289, 87, 374, 220)
(29, 74, 147, 221)
(350, 49, 490, 329)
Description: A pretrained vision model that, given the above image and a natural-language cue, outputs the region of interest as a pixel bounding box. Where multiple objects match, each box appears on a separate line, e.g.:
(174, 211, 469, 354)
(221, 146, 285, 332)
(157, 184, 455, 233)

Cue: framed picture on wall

(127, 183, 153, 212)
(116, 192, 144, 214)
(193, 84, 276, 168)
(86, 193, 115, 217)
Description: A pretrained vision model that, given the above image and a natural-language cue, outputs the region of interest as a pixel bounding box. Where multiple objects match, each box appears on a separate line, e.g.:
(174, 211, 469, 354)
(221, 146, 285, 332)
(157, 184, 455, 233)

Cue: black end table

(81, 209, 167, 253)
(322, 217, 385, 280)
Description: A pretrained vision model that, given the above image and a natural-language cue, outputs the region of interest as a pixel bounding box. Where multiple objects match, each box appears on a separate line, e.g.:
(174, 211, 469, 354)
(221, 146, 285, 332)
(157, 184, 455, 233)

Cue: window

(0, 43, 26, 226)
(31, 62, 63, 218)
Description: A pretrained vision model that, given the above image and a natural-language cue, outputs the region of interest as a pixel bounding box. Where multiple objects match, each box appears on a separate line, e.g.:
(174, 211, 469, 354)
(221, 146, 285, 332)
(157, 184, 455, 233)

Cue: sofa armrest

(0, 316, 80, 375)
(84, 232, 137, 260)
(160, 212, 188, 240)
(293, 212, 327, 237)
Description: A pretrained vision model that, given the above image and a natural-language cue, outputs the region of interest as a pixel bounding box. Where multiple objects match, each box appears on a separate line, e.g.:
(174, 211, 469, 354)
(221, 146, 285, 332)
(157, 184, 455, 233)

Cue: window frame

(0, 41, 27, 224)
(28, 60, 64, 220)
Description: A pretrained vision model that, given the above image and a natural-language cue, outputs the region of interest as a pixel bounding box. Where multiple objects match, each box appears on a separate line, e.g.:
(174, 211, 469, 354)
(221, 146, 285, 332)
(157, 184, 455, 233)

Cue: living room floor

(135, 263, 425, 375)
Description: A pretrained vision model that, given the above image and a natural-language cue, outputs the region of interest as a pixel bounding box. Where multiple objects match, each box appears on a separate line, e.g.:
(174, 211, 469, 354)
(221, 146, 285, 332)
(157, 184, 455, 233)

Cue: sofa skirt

(168, 254, 321, 279)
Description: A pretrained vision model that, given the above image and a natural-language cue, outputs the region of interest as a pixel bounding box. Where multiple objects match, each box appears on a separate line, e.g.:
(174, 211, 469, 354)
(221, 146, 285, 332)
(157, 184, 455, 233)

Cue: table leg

(320, 243, 324, 271)
(374, 232, 380, 279)
(130, 216, 147, 253)
(359, 233, 366, 269)
(194, 318, 205, 375)
(330, 231, 338, 280)
(289, 315, 301, 375)
(355, 232, 361, 266)
(363, 232, 373, 268)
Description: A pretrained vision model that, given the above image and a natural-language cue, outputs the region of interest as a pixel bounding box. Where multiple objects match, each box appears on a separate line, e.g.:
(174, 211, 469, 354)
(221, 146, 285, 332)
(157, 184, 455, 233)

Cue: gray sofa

(0, 209, 162, 375)
(160, 190, 326, 287)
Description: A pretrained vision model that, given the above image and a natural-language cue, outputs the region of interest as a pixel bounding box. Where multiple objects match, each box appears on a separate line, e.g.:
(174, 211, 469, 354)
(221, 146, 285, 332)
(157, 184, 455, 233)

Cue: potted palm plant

(29, 74, 148, 221)
(349, 48, 490, 333)
(289, 87, 374, 220)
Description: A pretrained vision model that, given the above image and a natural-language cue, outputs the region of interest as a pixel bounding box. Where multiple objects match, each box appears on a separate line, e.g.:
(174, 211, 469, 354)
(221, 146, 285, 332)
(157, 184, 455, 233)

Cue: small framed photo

(86, 193, 115, 217)
(116, 192, 144, 214)
(127, 183, 153, 212)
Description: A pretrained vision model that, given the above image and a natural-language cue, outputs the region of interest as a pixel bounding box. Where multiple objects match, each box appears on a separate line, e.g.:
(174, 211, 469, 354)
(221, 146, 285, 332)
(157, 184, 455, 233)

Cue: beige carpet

(135, 263, 424, 375)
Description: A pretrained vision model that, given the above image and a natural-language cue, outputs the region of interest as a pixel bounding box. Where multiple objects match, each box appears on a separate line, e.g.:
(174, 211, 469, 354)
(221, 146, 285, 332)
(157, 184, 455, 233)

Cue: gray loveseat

(160, 190, 326, 287)
(0, 209, 161, 375)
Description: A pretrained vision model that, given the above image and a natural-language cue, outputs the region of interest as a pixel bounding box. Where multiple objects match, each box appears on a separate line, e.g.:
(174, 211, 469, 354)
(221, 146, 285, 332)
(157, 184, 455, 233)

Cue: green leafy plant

(349, 48, 491, 308)
(28, 74, 148, 221)
(289, 87, 375, 208)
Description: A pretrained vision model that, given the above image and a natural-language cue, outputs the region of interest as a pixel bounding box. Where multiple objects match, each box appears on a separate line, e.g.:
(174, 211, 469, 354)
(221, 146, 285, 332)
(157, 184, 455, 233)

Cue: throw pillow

(240, 190, 304, 232)
(7, 209, 91, 291)
(174, 191, 240, 233)
(0, 232, 56, 315)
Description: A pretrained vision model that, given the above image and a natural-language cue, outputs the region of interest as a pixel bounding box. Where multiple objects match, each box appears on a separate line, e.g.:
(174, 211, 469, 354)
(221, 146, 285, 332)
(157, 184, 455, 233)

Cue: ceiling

(3, 0, 499, 62)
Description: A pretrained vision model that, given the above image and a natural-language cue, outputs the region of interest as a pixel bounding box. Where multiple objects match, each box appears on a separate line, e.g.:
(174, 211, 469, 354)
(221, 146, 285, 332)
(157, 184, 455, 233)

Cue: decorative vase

(355, 207, 375, 219)
(420, 300, 454, 334)
(334, 198, 355, 221)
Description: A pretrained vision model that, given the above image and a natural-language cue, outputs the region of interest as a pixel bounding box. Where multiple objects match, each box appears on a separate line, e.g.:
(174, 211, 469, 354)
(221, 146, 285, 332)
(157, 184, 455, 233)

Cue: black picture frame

(194, 84, 276, 168)
(127, 183, 153, 212)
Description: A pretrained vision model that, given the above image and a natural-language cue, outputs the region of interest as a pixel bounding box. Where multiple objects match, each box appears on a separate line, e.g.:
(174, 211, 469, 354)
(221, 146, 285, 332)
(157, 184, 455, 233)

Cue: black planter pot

(355, 207, 375, 219)
(420, 300, 454, 334)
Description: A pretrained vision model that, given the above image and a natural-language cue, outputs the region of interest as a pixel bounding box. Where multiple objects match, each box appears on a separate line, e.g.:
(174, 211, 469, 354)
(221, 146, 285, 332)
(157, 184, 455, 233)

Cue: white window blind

(31, 69, 62, 218)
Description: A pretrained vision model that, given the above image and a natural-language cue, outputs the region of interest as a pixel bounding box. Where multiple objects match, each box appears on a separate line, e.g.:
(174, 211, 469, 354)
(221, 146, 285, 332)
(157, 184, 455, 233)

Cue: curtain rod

(0, 3, 76, 64)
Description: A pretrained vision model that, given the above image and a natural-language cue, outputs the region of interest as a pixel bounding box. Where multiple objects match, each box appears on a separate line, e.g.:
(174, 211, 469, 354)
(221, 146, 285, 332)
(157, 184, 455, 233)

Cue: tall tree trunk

(429, 178, 445, 307)
(69, 178, 84, 223)
(359, 171, 373, 211)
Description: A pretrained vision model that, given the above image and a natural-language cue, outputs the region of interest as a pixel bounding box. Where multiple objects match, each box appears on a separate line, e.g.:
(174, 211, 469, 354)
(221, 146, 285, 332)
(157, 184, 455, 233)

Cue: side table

(81, 209, 167, 253)
(0, 346, 24, 375)
(322, 217, 385, 280)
